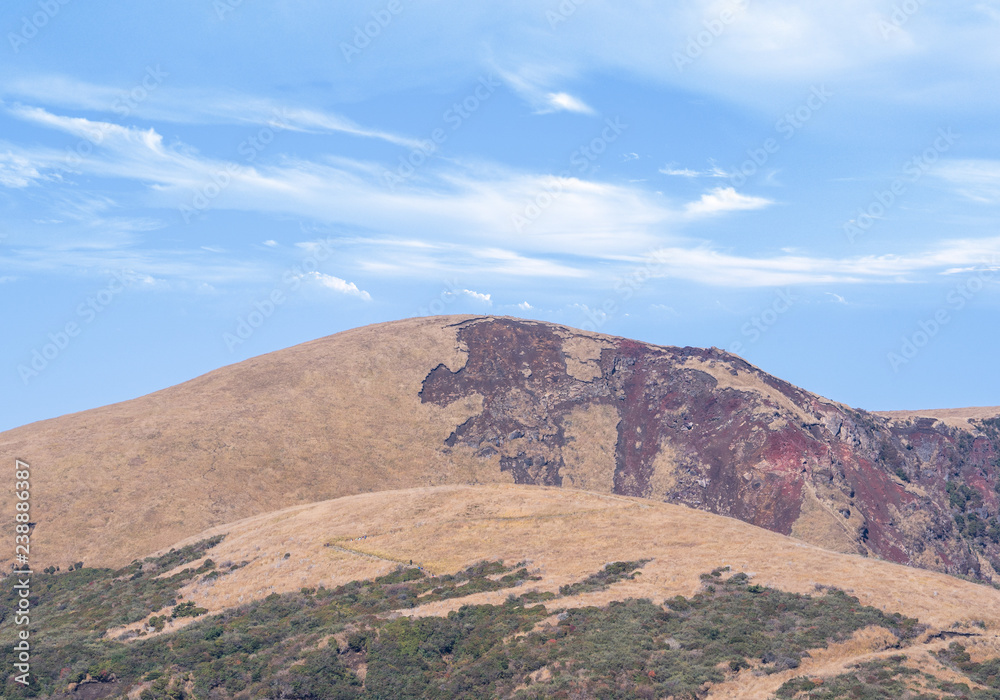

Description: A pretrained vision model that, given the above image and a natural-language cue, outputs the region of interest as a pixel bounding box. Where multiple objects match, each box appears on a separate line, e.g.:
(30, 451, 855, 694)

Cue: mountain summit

(3, 315, 998, 579)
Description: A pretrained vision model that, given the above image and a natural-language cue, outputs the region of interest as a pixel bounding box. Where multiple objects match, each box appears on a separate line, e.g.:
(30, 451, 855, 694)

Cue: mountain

(3, 315, 999, 581)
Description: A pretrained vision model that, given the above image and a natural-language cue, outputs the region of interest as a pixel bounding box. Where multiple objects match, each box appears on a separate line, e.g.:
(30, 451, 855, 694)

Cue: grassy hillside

(0, 316, 499, 568)
(5, 485, 1000, 698)
(149, 485, 1000, 634)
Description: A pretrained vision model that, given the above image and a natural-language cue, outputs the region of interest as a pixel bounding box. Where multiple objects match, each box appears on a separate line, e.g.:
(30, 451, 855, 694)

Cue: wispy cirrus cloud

(2, 75, 423, 148)
(496, 66, 594, 115)
(660, 162, 731, 179)
(935, 159, 1000, 203)
(4, 106, 676, 259)
(8, 104, 999, 294)
(0, 151, 48, 188)
(347, 238, 588, 279)
(634, 236, 1000, 287)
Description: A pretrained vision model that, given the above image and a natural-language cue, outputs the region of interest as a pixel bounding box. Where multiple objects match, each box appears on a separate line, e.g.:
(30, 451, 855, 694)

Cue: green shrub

(171, 601, 208, 619)
(558, 560, 650, 596)
(777, 656, 928, 699)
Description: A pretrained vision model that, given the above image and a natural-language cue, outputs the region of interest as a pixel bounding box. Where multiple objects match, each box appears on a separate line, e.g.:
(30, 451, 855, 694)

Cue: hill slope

(11, 484, 1000, 699)
(152, 484, 1000, 631)
(3, 315, 999, 579)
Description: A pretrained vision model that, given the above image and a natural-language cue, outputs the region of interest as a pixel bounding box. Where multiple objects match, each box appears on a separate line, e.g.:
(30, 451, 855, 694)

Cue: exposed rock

(420, 317, 1000, 578)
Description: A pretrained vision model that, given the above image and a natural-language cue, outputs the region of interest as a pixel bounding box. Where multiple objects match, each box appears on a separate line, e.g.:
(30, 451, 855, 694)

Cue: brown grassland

(0, 316, 504, 569)
(874, 406, 1000, 429)
(118, 483, 1000, 698)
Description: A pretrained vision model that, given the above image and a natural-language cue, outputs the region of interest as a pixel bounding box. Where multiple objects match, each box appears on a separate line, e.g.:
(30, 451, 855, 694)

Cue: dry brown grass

(559, 404, 618, 493)
(98, 483, 1000, 697)
(706, 632, 983, 700)
(149, 483, 1000, 636)
(789, 481, 860, 556)
(0, 316, 512, 568)
(875, 406, 1000, 428)
(0, 314, 653, 571)
(559, 334, 611, 382)
(706, 626, 912, 700)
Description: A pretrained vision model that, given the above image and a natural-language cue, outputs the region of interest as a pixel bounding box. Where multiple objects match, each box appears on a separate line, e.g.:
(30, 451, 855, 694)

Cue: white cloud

(347, 239, 588, 279)
(10, 105, 163, 152)
(660, 166, 701, 178)
(0, 151, 47, 188)
(458, 288, 492, 304)
(470, 248, 589, 278)
(517, 301, 533, 310)
(543, 92, 595, 114)
(684, 187, 773, 216)
(263, 239, 278, 247)
(17, 3, 994, 130)
(299, 271, 372, 301)
(496, 67, 594, 115)
(0, 241, 266, 286)
(9, 104, 1000, 294)
(261, 105, 424, 148)
(338, 1, 1000, 116)
(6, 106, 677, 259)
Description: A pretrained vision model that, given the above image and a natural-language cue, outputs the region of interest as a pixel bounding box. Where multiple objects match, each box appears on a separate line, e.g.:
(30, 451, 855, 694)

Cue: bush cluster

(3, 552, 989, 700)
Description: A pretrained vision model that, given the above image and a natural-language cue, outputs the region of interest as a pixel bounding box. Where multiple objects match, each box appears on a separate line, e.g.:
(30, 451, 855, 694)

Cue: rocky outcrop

(421, 317, 1000, 578)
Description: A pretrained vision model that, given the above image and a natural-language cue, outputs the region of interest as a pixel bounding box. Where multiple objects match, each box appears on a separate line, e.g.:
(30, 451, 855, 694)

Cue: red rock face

(421, 318, 1000, 579)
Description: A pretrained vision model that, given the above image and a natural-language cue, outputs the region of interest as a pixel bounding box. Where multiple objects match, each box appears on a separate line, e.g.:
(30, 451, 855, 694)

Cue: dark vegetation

(557, 559, 650, 596)
(778, 647, 1000, 699)
(0, 542, 958, 699)
(947, 480, 1000, 544)
(777, 656, 932, 699)
(935, 642, 1000, 694)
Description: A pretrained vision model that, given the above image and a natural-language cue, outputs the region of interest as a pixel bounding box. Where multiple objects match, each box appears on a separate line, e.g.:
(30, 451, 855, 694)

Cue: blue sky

(3, 0, 1000, 431)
